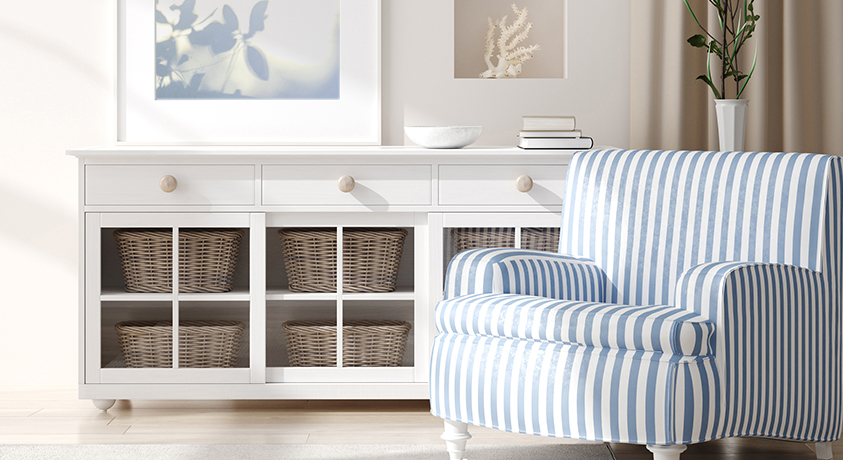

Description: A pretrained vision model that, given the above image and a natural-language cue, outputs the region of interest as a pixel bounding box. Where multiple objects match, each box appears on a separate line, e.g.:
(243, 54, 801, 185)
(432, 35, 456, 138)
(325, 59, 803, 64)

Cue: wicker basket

(519, 227, 560, 252)
(278, 228, 407, 293)
(282, 320, 411, 367)
(115, 320, 245, 368)
(114, 229, 243, 293)
(451, 227, 559, 253)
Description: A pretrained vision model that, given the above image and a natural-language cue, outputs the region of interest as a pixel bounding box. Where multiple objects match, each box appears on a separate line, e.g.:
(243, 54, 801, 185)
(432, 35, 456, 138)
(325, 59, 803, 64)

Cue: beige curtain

(631, 0, 843, 155)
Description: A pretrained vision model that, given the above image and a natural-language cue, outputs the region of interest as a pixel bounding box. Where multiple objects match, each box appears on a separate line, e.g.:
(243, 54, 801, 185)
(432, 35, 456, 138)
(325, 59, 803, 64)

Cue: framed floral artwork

(117, 0, 381, 144)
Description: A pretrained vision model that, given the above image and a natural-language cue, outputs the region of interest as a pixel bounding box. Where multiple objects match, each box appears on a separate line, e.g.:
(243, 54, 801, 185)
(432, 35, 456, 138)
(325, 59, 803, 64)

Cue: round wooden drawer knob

(515, 175, 533, 193)
(159, 175, 178, 193)
(337, 175, 355, 193)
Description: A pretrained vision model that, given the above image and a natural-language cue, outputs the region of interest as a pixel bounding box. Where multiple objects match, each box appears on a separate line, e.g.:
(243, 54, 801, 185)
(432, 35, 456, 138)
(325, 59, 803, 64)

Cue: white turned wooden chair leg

(441, 419, 472, 460)
(816, 442, 833, 459)
(92, 399, 116, 412)
(646, 445, 687, 460)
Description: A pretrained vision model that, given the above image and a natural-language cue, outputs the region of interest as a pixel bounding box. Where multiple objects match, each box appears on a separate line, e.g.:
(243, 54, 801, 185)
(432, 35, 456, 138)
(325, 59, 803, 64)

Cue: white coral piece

(480, 3, 540, 78)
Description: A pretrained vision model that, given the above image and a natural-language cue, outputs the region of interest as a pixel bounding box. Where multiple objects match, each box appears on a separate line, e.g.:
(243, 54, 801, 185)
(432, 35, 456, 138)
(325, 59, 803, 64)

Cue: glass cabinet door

(264, 214, 417, 383)
(86, 213, 257, 384)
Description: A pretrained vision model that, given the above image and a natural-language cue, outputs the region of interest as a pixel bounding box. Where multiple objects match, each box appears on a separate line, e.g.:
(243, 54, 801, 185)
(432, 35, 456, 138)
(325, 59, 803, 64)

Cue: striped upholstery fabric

(443, 248, 607, 302)
(680, 261, 843, 442)
(430, 150, 843, 449)
(431, 334, 718, 444)
(560, 150, 831, 306)
(436, 293, 715, 356)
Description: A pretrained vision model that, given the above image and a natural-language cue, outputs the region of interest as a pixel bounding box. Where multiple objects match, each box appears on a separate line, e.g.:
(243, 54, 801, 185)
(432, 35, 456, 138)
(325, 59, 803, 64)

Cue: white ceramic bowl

(404, 126, 483, 149)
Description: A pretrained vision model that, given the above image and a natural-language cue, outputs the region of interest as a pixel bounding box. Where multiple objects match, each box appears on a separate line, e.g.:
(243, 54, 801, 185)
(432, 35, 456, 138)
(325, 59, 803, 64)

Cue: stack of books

(517, 116, 594, 149)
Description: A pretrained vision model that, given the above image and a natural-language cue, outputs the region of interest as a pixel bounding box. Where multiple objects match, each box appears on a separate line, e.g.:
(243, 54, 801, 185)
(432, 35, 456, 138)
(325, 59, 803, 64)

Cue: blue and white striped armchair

(430, 149, 843, 460)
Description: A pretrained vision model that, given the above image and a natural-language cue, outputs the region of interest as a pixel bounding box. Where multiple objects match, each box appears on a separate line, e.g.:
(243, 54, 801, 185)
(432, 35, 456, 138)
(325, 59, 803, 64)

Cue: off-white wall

(0, 2, 112, 385)
(0, 0, 631, 385)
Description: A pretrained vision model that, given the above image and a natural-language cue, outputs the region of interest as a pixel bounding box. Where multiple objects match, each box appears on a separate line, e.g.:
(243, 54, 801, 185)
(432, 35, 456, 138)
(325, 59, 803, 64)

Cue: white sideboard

(68, 146, 574, 409)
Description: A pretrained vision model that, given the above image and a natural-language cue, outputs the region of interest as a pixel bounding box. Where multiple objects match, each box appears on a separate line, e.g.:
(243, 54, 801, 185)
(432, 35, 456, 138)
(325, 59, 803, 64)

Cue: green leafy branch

(684, 0, 759, 99)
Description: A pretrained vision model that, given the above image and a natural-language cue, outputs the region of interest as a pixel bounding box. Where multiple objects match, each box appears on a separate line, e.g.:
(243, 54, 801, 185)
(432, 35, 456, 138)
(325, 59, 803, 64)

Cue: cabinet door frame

(84, 212, 264, 384)
(263, 212, 423, 383)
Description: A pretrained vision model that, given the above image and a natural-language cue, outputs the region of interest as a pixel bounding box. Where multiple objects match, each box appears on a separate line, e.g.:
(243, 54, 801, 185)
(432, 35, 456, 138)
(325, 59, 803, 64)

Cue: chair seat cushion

(436, 293, 714, 357)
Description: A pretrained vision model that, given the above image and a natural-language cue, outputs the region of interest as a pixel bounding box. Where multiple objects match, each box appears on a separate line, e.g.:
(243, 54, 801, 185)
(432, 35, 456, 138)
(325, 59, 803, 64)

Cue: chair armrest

(675, 261, 823, 323)
(443, 248, 607, 302)
(673, 260, 840, 440)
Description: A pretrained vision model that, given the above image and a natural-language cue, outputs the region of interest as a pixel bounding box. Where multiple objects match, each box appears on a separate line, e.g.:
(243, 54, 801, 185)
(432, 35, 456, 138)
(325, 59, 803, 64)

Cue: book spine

(518, 130, 582, 138)
(521, 116, 576, 131)
(517, 137, 593, 149)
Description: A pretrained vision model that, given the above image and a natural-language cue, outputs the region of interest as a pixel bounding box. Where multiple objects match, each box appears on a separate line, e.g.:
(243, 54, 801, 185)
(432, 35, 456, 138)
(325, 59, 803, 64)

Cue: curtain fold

(631, 0, 843, 155)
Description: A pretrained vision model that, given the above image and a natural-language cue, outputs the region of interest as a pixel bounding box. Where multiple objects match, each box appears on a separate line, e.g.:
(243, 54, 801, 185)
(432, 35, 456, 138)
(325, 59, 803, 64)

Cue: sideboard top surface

(67, 146, 580, 161)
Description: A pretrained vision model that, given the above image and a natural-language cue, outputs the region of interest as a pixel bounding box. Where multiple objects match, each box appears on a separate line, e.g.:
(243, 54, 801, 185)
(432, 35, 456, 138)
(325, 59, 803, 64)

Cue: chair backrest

(559, 149, 836, 306)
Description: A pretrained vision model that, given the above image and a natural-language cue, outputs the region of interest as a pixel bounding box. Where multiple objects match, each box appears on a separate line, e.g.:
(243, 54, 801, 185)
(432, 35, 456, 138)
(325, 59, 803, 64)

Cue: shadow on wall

(0, 183, 76, 271)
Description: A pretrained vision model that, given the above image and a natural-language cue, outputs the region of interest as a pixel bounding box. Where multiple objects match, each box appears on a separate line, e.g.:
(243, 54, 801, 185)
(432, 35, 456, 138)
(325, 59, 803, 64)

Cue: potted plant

(684, 0, 759, 151)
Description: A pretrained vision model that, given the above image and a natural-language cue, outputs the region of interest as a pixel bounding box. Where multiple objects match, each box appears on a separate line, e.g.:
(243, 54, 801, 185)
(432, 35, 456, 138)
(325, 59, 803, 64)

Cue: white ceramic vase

(714, 99, 749, 152)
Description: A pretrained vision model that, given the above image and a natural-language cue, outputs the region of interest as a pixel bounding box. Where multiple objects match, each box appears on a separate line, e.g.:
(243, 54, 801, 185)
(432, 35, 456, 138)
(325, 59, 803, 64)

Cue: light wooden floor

(0, 387, 836, 459)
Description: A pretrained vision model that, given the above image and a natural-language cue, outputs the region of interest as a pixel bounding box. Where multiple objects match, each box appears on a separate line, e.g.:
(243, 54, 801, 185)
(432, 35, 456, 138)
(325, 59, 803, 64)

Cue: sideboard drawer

(439, 164, 566, 206)
(263, 165, 431, 206)
(85, 165, 255, 206)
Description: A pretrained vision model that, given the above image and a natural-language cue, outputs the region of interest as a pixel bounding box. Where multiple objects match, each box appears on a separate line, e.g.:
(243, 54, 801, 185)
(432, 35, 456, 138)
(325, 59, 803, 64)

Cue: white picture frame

(116, 0, 381, 145)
